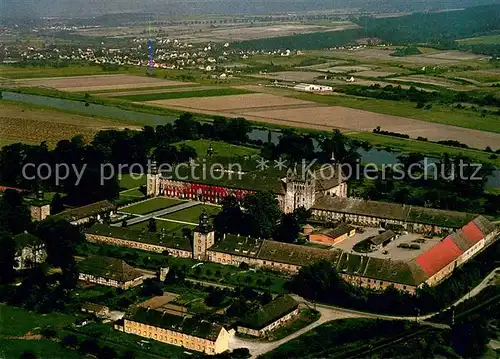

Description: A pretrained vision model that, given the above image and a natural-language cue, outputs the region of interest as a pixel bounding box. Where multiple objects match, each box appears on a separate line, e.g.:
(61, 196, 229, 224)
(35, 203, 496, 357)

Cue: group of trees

(261, 128, 360, 166)
(360, 4, 500, 46)
(214, 191, 310, 242)
(0, 189, 32, 284)
(0, 189, 83, 312)
(340, 84, 500, 111)
(352, 153, 499, 215)
(0, 112, 254, 209)
(289, 235, 500, 316)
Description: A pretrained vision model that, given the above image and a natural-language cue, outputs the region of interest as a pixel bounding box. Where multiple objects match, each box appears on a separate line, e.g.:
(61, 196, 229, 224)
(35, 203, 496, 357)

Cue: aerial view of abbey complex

(0, 0, 499, 358)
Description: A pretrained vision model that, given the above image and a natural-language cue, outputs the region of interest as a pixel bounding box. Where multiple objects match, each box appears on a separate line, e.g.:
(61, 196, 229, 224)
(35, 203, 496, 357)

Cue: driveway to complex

(229, 267, 500, 358)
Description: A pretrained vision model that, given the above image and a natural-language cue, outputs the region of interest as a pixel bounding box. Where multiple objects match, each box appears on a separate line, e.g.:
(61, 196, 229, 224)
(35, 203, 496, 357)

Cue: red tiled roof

(461, 221, 485, 244)
(415, 238, 463, 277)
(0, 186, 26, 192)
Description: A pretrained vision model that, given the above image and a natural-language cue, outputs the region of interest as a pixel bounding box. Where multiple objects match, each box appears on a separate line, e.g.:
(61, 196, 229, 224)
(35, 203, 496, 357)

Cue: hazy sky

(1, 0, 498, 18)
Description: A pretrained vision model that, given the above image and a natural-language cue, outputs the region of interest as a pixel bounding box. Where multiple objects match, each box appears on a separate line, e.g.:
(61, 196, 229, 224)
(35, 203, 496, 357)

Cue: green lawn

(173, 139, 259, 158)
(0, 304, 75, 337)
(349, 131, 500, 167)
(188, 261, 288, 293)
(119, 187, 145, 198)
(112, 88, 254, 102)
(129, 219, 195, 235)
(0, 339, 84, 359)
(119, 173, 147, 190)
(160, 204, 220, 223)
(120, 197, 185, 215)
(67, 323, 187, 359)
(291, 91, 500, 134)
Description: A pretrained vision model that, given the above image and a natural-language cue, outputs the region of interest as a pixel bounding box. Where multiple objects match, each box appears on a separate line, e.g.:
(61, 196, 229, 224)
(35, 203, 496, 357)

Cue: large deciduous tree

(243, 191, 282, 239)
(214, 195, 245, 235)
(0, 189, 31, 235)
(0, 230, 16, 284)
(35, 218, 84, 270)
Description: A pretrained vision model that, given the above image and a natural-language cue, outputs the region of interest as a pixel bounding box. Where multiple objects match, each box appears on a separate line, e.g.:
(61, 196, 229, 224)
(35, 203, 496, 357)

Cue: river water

(2, 91, 499, 189)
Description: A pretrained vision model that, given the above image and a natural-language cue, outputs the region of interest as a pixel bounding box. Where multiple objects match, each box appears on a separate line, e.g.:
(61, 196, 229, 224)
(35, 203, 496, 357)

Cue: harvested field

(443, 70, 500, 83)
(15, 75, 193, 92)
(143, 90, 499, 148)
(0, 102, 138, 146)
(189, 23, 358, 42)
(312, 48, 480, 64)
(238, 106, 500, 149)
(144, 93, 315, 111)
(424, 51, 484, 60)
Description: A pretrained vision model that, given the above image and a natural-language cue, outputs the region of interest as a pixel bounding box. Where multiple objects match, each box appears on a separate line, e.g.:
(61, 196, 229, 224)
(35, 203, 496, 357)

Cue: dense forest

(233, 4, 500, 54)
(359, 4, 500, 45)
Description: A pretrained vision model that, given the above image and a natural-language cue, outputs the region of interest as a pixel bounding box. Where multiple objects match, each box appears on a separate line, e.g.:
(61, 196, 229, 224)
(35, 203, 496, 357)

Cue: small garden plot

(161, 204, 220, 223)
(187, 262, 288, 294)
(120, 197, 185, 215)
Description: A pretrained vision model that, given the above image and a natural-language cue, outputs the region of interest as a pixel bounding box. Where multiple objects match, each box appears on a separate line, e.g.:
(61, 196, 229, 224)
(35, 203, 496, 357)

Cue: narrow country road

(228, 305, 363, 358)
(229, 267, 500, 358)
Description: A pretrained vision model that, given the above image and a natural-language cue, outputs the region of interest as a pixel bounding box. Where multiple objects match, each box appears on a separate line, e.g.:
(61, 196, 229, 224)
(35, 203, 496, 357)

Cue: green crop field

(111, 88, 254, 102)
(173, 139, 259, 158)
(160, 204, 220, 223)
(458, 34, 500, 45)
(0, 304, 75, 337)
(120, 197, 185, 215)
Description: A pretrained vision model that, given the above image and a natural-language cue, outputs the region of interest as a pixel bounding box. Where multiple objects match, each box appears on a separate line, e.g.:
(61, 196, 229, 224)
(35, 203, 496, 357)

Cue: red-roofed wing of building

(415, 238, 463, 277)
(461, 221, 485, 244)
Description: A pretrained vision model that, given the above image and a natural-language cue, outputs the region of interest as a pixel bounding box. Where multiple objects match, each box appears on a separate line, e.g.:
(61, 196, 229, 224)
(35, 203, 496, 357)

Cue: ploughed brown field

(145, 93, 314, 111)
(14, 75, 193, 92)
(144, 93, 500, 149)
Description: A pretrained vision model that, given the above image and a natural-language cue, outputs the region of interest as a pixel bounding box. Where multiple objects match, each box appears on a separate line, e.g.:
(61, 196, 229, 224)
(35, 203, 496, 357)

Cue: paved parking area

(332, 226, 441, 261)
